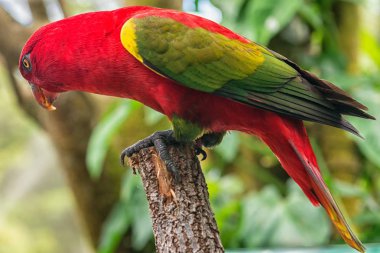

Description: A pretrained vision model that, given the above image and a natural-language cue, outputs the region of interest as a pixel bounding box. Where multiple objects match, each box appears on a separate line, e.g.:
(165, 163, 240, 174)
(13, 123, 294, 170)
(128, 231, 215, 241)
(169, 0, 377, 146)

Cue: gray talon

(120, 130, 181, 181)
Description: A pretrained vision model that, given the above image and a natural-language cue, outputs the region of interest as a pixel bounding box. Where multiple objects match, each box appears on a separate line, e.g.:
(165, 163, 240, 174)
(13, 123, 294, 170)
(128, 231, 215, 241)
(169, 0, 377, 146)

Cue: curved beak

(29, 83, 57, 111)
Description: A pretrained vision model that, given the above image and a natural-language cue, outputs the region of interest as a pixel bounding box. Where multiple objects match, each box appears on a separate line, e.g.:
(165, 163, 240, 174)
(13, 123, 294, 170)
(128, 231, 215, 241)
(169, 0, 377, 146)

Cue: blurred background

(0, 0, 380, 252)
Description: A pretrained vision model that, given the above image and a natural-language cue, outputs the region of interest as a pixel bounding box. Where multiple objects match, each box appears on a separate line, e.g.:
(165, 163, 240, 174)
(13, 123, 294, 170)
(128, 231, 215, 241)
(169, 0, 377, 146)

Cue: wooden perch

(128, 144, 224, 253)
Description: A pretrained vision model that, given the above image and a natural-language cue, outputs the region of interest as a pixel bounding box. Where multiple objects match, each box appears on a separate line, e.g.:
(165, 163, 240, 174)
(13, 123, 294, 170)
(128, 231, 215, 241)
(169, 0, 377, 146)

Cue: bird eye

(22, 55, 32, 71)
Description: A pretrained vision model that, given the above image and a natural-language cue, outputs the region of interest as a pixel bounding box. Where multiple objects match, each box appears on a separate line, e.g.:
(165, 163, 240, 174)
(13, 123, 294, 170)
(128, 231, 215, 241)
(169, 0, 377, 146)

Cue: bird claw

(120, 130, 181, 182)
(195, 145, 207, 161)
(120, 130, 214, 182)
(120, 135, 155, 165)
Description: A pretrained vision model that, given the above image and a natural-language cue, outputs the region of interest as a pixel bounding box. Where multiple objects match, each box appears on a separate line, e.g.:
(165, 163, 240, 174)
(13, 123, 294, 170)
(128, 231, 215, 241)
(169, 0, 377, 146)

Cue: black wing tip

(357, 112, 376, 121)
(296, 69, 374, 122)
(340, 118, 364, 139)
(271, 49, 375, 124)
(365, 114, 376, 120)
(357, 111, 376, 120)
(341, 106, 376, 120)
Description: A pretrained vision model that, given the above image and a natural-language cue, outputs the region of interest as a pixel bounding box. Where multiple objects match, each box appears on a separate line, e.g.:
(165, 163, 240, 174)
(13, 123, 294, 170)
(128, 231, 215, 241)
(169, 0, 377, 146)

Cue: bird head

(18, 22, 71, 111)
(18, 9, 128, 111)
(19, 7, 158, 111)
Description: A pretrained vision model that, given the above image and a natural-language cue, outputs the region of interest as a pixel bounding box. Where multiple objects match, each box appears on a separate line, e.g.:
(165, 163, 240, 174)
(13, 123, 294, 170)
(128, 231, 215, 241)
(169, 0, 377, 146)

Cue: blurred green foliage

(0, 66, 86, 253)
(97, 174, 152, 253)
(211, 0, 304, 45)
(87, 101, 141, 179)
(1, 0, 379, 253)
(85, 0, 380, 252)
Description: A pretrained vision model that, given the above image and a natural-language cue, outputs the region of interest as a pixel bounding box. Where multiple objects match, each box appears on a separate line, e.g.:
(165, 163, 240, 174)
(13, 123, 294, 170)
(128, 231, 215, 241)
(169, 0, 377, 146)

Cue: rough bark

(128, 145, 224, 253)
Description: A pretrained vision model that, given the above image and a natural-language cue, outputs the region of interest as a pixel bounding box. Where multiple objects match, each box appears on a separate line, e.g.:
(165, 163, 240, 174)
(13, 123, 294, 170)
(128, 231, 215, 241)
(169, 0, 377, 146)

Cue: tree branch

(128, 145, 224, 253)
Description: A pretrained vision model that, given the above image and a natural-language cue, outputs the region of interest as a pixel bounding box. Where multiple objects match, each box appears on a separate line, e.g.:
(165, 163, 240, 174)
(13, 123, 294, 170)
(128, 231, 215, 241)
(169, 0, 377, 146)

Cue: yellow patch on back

(120, 18, 169, 78)
(120, 19, 143, 63)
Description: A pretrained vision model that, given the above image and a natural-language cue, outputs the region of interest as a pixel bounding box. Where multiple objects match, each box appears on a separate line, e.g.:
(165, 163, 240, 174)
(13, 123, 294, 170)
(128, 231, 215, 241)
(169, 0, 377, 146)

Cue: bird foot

(194, 142, 207, 161)
(120, 130, 208, 183)
(121, 130, 181, 181)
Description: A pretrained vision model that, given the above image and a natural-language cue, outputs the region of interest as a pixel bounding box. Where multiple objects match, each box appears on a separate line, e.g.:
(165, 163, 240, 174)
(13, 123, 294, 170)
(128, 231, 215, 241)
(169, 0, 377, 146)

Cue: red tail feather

(259, 118, 364, 252)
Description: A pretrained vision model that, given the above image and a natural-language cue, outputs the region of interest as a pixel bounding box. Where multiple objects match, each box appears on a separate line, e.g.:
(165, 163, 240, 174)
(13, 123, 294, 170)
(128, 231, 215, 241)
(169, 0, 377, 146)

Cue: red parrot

(19, 6, 373, 252)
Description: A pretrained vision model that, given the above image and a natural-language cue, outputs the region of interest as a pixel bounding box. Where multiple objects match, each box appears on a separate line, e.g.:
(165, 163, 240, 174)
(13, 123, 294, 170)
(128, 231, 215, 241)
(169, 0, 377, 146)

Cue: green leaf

(361, 30, 380, 69)
(143, 107, 164, 126)
(86, 100, 141, 179)
(246, 0, 303, 44)
(97, 202, 131, 253)
(334, 180, 366, 198)
(299, 3, 323, 30)
(238, 186, 283, 247)
(241, 135, 273, 156)
(98, 173, 152, 253)
(97, 175, 133, 253)
(269, 181, 330, 246)
(207, 173, 244, 247)
(350, 89, 380, 168)
(212, 0, 303, 44)
(194, 0, 200, 12)
(238, 180, 330, 247)
(214, 132, 240, 162)
(210, 0, 245, 22)
(130, 188, 152, 249)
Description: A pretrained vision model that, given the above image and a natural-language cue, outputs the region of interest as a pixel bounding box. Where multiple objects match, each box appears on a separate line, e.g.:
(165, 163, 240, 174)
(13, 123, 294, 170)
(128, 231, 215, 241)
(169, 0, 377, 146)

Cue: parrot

(18, 6, 374, 252)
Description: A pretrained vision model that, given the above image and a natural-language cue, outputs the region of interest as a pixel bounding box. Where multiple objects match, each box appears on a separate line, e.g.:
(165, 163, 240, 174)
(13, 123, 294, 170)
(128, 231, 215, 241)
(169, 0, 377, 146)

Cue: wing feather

(120, 12, 374, 136)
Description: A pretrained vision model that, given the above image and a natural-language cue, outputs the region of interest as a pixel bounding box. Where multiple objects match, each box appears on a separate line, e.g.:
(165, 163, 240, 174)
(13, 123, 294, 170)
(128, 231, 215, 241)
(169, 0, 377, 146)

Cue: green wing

(121, 15, 373, 135)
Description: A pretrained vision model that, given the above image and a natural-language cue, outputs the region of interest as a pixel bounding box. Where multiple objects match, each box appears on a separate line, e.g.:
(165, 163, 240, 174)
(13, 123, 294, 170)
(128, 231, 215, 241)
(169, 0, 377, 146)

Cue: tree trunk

(128, 145, 224, 253)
